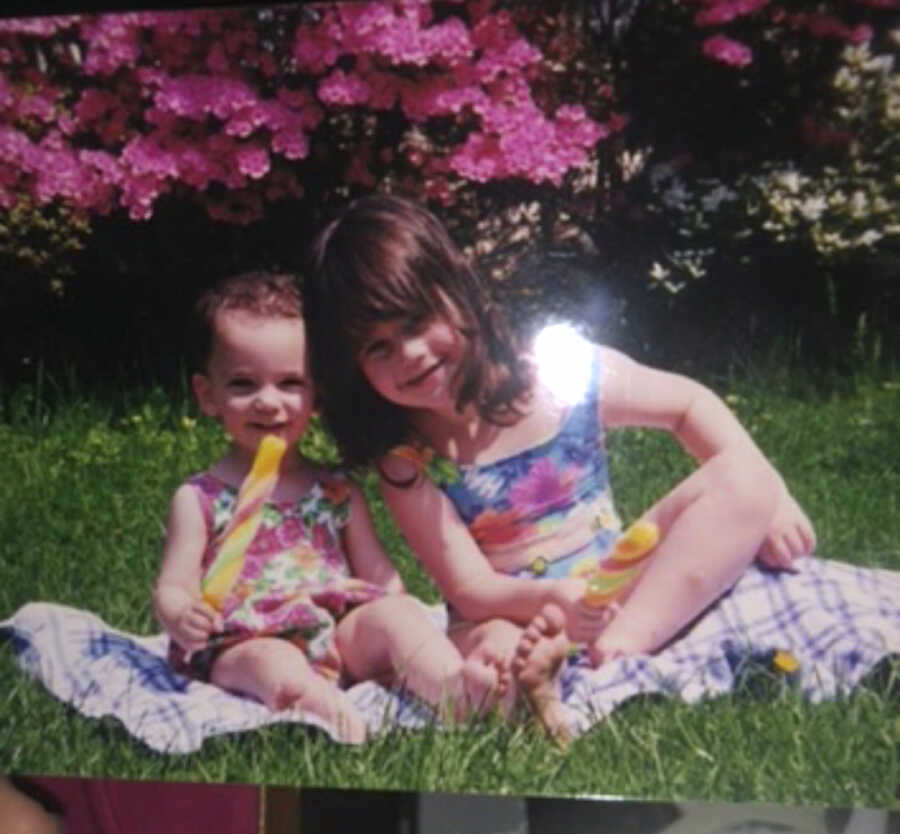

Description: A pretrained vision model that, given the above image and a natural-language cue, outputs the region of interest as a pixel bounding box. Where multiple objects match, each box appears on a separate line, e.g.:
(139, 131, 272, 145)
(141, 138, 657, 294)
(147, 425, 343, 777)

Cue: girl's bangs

(342, 264, 444, 350)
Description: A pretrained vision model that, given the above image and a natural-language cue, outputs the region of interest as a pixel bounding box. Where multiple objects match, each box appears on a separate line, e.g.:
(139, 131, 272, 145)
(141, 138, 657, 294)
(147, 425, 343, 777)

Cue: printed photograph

(0, 0, 897, 806)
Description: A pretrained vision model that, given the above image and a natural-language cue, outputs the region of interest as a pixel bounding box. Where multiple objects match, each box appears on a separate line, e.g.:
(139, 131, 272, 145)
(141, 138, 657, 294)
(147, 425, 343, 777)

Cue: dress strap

(185, 472, 219, 537)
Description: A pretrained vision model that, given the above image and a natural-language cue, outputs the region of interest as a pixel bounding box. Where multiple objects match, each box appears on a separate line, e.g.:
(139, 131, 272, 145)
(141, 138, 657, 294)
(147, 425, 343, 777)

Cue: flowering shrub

(0, 0, 893, 298)
(0, 3, 620, 225)
(645, 40, 898, 288)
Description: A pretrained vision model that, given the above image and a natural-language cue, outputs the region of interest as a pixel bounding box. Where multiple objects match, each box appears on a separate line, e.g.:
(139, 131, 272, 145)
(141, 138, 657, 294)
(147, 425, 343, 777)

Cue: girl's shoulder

(381, 442, 461, 491)
(532, 325, 603, 405)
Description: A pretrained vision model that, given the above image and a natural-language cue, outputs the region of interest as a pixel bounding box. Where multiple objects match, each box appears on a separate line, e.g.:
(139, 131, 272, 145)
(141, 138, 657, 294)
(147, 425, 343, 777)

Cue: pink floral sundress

(167, 471, 386, 683)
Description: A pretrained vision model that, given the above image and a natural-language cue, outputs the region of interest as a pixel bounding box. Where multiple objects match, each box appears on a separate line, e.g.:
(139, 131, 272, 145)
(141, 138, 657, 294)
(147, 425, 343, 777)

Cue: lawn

(0, 368, 897, 806)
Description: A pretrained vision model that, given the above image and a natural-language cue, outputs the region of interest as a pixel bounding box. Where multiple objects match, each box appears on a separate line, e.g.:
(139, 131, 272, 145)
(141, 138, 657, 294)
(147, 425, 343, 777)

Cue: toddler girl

(303, 196, 816, 739)
(154, 271, 506, 743)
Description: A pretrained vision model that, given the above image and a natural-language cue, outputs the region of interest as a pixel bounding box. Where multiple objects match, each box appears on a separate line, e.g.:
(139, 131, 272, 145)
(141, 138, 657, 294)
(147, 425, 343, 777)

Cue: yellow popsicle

(202, 434, 287, 610)
(579, 520, 660, 608)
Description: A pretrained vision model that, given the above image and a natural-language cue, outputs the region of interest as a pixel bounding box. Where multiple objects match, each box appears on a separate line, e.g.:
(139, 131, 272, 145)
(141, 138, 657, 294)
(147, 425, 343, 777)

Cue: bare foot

(512, 604, 574, 747)
(276, 677, 368, 744)
(459, 654, 515, 719)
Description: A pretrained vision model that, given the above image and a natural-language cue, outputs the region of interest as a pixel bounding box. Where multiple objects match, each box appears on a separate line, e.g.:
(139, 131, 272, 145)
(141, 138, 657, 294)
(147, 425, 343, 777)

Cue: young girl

(303, 195, 817, 738)
(154, 271, 507, 743)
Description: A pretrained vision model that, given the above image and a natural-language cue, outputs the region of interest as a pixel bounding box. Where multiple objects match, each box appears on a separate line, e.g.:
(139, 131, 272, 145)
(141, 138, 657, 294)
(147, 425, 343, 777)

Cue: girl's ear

(191, 373, 218, 417)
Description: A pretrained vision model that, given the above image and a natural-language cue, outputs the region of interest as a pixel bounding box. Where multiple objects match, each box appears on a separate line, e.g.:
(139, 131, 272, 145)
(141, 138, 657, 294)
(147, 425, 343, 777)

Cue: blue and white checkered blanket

(2, 558, 897, 752)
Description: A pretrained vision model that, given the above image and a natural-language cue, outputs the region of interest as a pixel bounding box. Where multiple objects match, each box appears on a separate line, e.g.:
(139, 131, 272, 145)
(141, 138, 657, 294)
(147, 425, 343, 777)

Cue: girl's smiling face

(193, 310, 313, 459)
(358, 313, 465, 414)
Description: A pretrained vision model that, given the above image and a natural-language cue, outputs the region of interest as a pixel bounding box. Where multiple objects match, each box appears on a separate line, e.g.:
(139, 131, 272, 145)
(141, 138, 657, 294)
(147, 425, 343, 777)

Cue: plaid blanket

(1, 558, 897, 751)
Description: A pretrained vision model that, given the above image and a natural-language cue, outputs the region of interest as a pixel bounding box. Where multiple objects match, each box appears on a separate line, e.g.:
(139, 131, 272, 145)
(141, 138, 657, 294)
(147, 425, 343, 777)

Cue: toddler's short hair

(191, 271, 302, 371)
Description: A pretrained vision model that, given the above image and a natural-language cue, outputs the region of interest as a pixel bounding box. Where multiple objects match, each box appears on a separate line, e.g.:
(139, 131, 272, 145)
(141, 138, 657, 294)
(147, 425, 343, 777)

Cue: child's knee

(710, 450, 778, 524)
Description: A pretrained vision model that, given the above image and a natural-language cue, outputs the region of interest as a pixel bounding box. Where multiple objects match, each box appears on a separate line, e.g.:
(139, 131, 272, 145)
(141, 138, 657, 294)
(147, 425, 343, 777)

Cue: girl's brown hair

(304, 195, 531, 470)
(191, 271, 302, 372)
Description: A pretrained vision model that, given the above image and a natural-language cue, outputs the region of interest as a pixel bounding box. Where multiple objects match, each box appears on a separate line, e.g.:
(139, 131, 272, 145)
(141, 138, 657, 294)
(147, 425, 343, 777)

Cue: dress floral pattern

(397, 350, 622, 581)
(167, 471, 385, 682)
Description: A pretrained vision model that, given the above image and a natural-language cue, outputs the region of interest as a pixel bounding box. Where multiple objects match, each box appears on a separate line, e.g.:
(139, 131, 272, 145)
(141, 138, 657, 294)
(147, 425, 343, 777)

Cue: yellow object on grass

(202, 435, 287, 611)
(772, 650, 800, 674)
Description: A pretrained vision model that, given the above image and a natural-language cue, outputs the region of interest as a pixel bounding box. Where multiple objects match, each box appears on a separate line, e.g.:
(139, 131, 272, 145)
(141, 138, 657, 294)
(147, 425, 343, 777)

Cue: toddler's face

(193, 310, 313, 458)
(357, 311, 464, 414)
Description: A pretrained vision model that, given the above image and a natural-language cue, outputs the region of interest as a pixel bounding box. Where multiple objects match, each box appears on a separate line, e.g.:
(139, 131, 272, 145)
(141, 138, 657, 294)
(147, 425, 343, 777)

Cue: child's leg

(589, 447, 778, 664)
(210, 637, 367, 743)
(335, 595, 507, 720)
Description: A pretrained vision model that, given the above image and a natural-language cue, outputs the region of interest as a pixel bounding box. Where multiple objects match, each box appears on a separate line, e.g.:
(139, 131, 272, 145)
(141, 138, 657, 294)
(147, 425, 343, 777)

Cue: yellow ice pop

(581, 520, 660, 608)
(202, 434, 287, 610)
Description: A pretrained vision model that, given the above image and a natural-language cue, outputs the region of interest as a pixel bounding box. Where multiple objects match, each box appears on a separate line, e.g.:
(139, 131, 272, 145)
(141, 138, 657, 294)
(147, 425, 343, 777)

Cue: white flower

(833, 67, 859, 93)
(774, 170, 803, 194)
(700, 184, 738, 212)
(856, 229, 882, 246)
(650, 261, 670, 281)
(849, 190, 869, 218)
(661, 177, 691, 210)
(798, 195, 827, 222)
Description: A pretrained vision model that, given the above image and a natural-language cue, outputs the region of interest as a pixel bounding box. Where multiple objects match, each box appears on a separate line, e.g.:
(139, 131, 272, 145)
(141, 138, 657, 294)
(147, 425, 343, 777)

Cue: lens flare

(533, 322, 593, 405)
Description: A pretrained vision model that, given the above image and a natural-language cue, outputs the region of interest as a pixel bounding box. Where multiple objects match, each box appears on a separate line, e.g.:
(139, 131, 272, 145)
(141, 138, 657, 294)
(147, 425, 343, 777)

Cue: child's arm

(380, 458, 602, 637)
(153, 484, 223, 651)
(598, 346, 814, 564)
(342, 483, 405, 594)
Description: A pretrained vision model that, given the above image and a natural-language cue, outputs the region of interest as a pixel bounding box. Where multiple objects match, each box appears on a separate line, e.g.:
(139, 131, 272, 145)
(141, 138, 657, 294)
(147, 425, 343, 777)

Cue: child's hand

(549, 578, 617, 644)
(758, 488, 816, 570)
(169, 599, 223, 652)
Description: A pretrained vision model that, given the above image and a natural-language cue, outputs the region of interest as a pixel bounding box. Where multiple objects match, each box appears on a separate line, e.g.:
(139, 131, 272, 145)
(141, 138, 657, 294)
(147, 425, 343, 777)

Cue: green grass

(0, 372, 898, 805)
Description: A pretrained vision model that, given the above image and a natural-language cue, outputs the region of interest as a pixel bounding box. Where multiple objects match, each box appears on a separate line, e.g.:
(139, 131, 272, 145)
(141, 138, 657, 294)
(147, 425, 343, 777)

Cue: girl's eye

(362, 341, 390, 361)
(281, 377, 306, 389)
(403, 315, 428, 335)
(228, 378, 254, 390)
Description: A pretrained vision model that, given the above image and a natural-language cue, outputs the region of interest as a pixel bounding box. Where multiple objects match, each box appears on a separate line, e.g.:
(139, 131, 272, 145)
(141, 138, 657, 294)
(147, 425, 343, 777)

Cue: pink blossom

(694, 0, 770, 26)
(81, 16, 142, 75)
(205, 42, 230, 73)
(449, 133, 504, 182)
(850, 24, 874, 44)
(0, 16, 79, 36)
(420, 17, 474, 66)
(702, 34, 753, 68)
(0, 74, 14, 112)
(317, 69, 371, 106)
(271, 129, 309, 161)
(153, 75, 257, 120)
(17, 90, 58, 123)
(236, 144, 270, 179)
(292, 17, 344, 74)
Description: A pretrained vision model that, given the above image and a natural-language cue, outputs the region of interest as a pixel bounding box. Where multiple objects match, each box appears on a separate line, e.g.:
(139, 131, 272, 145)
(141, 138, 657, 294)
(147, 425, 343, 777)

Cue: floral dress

(167, 471, 386, 682)
(395, 348, 622, 592)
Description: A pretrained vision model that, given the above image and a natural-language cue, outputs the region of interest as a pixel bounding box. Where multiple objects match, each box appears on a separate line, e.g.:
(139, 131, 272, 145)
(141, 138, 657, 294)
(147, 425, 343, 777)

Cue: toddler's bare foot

(512, 604, 574, 747)
(276, 677, 368, 744)
(459, 653, 515, 719)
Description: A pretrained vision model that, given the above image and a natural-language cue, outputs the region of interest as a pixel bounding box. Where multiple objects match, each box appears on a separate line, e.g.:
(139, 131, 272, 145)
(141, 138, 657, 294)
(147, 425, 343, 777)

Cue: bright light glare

(533, 323, 593, 406)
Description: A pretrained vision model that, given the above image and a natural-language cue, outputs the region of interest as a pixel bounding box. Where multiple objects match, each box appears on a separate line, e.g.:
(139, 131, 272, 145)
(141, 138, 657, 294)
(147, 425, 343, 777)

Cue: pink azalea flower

(702, 34, 753, 68)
